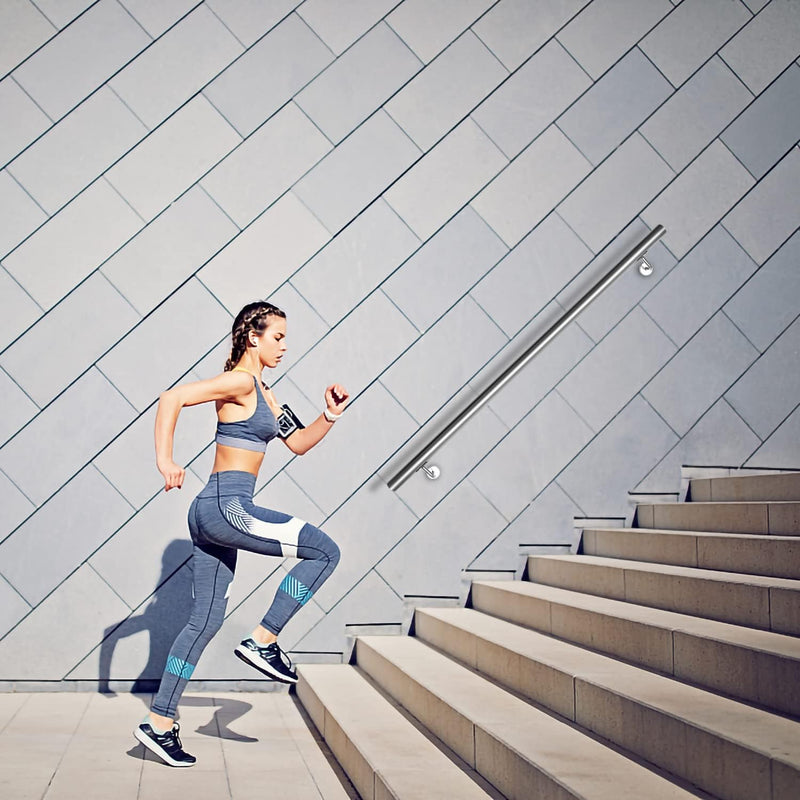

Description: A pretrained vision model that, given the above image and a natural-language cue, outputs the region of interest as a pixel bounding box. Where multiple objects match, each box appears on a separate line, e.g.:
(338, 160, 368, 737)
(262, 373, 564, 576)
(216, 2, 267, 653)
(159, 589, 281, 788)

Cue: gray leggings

(151, 471, 340, 718)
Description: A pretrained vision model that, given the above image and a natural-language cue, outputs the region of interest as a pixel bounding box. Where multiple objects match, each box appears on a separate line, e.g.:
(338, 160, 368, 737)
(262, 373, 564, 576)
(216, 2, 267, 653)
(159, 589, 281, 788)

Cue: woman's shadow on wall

(99, 539, 256, 743)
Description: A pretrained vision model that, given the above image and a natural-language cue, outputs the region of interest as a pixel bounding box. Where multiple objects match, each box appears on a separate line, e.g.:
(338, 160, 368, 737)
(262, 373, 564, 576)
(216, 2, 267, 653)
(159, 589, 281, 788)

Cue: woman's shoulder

(216, 369, 256, 389)
(193, 369, 255, 403)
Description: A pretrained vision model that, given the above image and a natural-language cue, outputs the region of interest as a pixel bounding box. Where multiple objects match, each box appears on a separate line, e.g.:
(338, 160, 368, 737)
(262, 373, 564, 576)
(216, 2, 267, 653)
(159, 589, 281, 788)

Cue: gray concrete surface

(0, 690, 357, 800)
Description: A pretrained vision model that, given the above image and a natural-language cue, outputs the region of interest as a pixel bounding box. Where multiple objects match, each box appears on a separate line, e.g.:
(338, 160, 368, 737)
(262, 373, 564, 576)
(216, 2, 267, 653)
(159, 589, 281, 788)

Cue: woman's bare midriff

(211, 443, 265, 476)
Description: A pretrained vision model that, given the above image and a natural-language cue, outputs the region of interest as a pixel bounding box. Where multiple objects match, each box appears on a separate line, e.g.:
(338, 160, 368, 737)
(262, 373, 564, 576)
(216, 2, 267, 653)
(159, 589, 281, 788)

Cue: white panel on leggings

(223, 497, 306, 558)
(250, 515, 305, 558)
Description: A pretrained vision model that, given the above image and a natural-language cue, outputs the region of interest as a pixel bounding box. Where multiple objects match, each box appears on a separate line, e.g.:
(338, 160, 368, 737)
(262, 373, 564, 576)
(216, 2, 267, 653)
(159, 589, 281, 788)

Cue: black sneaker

(134, 722, 196, 767)
(234, 638, 298, 684)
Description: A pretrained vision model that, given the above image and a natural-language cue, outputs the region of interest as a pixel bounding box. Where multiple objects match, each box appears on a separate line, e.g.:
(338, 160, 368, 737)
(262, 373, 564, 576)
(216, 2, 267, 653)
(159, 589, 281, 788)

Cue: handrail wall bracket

(386, 225, 666, 491)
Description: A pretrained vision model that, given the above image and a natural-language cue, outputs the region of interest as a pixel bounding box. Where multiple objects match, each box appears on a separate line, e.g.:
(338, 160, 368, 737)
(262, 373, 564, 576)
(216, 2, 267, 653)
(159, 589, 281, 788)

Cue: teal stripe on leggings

(279, 574, 312, 605)
(165, 656, 195, 680)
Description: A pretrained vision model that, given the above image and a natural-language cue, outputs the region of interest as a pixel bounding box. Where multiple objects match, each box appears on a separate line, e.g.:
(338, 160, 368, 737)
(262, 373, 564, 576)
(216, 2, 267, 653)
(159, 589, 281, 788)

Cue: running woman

(134, 301, 348, 767)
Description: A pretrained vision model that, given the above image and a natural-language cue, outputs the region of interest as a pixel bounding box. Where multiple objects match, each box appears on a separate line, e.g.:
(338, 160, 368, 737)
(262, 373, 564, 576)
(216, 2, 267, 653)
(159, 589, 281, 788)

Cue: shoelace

(257, 641, 294, 671)
(277, 646, 294, 672)
(169, 723, 183, 749)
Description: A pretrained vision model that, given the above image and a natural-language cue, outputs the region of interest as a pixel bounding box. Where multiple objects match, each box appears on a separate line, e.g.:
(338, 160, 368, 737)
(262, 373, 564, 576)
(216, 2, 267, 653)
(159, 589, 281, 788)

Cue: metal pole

(386, 225, 666, 491)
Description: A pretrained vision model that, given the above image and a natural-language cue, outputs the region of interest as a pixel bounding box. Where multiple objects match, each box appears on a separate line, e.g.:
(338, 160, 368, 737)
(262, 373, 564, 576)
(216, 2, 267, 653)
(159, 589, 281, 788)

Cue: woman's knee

(327, 537, 340, 569)
(316, 528, 340, 567)
(299, 523, 340, 570)
(186, 599, 227, 640)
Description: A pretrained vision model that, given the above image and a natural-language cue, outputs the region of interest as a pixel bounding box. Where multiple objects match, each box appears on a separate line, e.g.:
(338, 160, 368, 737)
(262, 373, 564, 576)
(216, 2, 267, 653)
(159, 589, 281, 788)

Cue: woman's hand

(325, 384, 350, 415)
(158, 459, 185, 492)
(282, 384, 351, 454)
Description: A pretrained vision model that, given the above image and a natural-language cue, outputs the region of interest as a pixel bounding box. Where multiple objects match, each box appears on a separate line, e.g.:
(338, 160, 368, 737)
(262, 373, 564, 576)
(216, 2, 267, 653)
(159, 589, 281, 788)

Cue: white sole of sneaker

(134, 727, 195, 768)
(234, 645, 298, 684)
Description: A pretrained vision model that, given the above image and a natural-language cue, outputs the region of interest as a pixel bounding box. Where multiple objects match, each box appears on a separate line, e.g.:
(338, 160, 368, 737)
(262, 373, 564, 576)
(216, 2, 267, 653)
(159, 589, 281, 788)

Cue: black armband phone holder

(276, 404, 305, 439)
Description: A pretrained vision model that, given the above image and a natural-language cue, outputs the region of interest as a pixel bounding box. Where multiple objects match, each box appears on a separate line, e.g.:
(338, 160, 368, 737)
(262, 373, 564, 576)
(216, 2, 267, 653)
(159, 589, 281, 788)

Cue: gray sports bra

(215, 373, 278, 452)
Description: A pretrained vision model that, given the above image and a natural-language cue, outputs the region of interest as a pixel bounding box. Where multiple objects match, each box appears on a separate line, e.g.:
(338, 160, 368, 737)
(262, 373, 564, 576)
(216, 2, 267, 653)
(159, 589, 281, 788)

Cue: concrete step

(470, 579, 800, 717)
(581, 527, 800, 579)
(414, 606, 800, 800)
(690, 472, 800, 502)
(526, 554, 800, 635)
(354, 635, 699, 800)
(636, 501, 800, 535)
(296, 664, 493, 800)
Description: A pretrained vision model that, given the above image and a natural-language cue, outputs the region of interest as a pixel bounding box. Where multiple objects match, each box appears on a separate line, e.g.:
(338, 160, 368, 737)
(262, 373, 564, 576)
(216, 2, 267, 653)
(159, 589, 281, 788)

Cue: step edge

(355, 637, 704, 800)
(409, 612, 800, 765)
(297, 665, 493, 799)
(525, 554, 800, 589)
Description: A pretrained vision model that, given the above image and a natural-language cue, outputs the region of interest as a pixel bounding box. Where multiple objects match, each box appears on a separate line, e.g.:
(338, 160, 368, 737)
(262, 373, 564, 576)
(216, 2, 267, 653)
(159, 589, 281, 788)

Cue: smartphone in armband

(276, 404, 305, 439)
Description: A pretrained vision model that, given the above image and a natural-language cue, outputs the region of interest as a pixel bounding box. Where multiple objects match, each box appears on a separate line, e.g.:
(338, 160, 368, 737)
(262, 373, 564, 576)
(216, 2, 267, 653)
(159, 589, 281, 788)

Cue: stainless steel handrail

(386, 224, 667, 491)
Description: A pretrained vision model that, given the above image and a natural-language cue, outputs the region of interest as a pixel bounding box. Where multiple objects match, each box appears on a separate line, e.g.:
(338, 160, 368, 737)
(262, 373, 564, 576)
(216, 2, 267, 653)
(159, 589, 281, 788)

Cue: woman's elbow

(157, 388, 182, 411)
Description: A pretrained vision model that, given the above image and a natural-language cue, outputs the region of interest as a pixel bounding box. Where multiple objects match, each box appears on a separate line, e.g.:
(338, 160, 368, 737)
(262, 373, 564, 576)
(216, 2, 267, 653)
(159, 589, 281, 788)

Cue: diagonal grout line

(553, 386, 600, 437)
(1, 0, 767, 378)
(7, 74, 54, 125)
(0, 10, 331, 272)
(720, 201, 800, 269)
(0, 360, 40, 414)
(222, 293, 796, 570)
(86, 561, 134, 612)
(2, 0, 353, 177)
(3, 3, 792, 652)
(465, 473, 516, 527)
(3, 0, 785, 285)
(552, 479, 588, 520)
(0, 570, 31, 615)
(57, 559, 191, 681)
(720, 307, 762, 354)
(0, 204, 740, 561)
(378, 287, 424, 335)
(1, 15, 439, 361)
(725, 396, 767, 460)
(638, 302, 681, 350)
(26, 0, 60, 33)
(0, 2, 201, 168)
(718, 135, 759, 182)
(4, 0, 411, 201)
(0, 0, 644, 283)
(0, 470, 37, 532)
(741, 398, 800, 467)
(370, 563, 405, 603)
(0, 0, 105, 82)
(4, 164, 49, 217)
(106, 81, 149, 130)
(638, 391, 682, 441)
(636, 41, 679, 91)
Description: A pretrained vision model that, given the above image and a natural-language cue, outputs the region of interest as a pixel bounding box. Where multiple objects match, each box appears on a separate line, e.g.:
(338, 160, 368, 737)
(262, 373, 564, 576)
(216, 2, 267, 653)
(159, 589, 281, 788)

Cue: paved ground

(0, 690, 359, 800)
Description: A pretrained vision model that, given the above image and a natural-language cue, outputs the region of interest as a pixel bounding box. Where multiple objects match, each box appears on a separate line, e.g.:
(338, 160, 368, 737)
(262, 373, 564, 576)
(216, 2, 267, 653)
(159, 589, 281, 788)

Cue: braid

(224, 301, 286, 371)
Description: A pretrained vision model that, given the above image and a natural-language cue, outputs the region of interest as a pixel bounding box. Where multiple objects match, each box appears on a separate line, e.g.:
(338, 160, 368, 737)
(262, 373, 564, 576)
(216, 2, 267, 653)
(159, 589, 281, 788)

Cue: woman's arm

(155, 371, 253, 490)
(280, 383, 350, 456)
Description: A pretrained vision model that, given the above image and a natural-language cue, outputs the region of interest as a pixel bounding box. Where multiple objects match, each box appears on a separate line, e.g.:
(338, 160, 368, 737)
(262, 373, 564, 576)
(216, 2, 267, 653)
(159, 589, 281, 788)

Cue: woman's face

(255, 316, 287, 368)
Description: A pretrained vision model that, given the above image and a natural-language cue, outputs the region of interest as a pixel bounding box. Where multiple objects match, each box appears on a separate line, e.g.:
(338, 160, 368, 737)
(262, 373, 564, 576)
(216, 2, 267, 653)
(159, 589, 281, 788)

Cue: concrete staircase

(297, 471, 800, 800)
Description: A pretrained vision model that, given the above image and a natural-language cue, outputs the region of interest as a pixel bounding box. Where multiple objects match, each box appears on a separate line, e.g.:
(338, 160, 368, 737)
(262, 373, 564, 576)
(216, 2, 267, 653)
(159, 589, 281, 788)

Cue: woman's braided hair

(224, 301, 286, 372)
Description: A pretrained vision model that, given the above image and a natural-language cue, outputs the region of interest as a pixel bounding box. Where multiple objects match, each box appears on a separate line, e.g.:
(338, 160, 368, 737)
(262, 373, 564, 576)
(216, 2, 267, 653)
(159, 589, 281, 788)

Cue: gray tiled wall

(1, 0, 798, 682)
